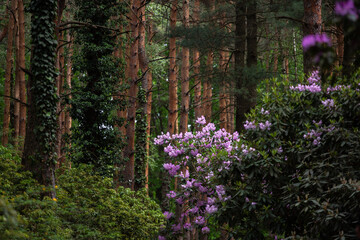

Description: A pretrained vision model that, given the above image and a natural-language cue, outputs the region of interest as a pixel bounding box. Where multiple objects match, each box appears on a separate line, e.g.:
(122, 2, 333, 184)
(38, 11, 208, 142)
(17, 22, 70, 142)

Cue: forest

(0, 0, 360, 239)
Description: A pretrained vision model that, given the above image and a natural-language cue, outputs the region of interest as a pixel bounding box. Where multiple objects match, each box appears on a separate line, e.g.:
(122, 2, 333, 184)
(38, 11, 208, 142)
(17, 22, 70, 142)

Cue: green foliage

(56, 165, 165, 239)
(0, 146, 164, 239)
(70, 0, 126, 174)
(223, 72, 360, 239)
(134, 86, 148, 189)
(26, 0, 58, 164)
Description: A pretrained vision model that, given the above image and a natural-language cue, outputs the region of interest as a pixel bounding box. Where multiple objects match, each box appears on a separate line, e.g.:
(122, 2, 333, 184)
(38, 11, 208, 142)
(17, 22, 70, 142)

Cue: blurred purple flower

(202, 226, 210, 234)
(335, 0, 358, 20)
(302, 33, 332, 51)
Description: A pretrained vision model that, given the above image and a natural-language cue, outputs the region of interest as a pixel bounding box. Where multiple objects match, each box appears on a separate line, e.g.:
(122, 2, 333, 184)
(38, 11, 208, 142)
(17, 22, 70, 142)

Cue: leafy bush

(223, 71, 360, 239)
(0, 146, 164, 239)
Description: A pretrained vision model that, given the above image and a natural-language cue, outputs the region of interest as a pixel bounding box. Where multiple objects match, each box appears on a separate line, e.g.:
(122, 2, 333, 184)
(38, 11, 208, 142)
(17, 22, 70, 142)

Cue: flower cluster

(326, 85, 351, 93)
(244, 120, 272, 131)
(302, 33, 332, 52)
(290, 70, 322, 93)
(155, 117, 245, 238)
(321, 99, 335, 109)
(335, 0, 359, 21)
(304, 123, 336, 146)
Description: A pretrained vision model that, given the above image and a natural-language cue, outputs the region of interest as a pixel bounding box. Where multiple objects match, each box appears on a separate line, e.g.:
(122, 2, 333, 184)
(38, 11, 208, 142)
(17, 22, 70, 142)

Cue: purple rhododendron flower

(195, 216, 205, 225)
(158, 236, 166, 240)
(206, 204, 218, 214)
(196, 115, 207, 125)
(302, 33, 332, 51)
(163, 211, 174, 220)
(202, 226, 210, 234)
(335, 0, 358, 20)
(321, 99, 335, 108)
(184, 223, 192, 230)
(166, 190, 176, 198)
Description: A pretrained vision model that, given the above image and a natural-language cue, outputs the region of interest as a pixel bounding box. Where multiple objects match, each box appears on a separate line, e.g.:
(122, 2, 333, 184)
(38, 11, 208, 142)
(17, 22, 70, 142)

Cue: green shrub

(223, 72, 360, 239)
(0, 146, 164, 239)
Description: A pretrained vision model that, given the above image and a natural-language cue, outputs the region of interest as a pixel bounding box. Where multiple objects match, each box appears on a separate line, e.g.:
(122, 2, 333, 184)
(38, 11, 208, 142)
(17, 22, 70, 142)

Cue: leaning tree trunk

(303, 0, 322, 74)
(2, 0, 17, 146)
(23, 0, 58, 198)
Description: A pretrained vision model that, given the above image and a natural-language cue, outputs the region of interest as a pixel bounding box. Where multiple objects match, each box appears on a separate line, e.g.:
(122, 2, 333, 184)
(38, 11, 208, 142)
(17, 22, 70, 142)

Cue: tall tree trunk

(14, 9, 20, 145)
(2, 0, 17, 146)
(64, 31, 72, 163)
(168, 0, 178, 135)
(219, 14, 228, 131)
(303, 0, 322, 74)
(180, 0, 190, 135)
(23, 0, 58, 197)
(193, 0, 202, 124)
(55, 0, 66, 168)
(18, 0, 26, 140)
(145, 17, 154, 190)
(179, 0, 190, 235)
(123, 0, 140, 190)
(135, 0, 152, 191)
(162, 0, 178, 210)
(203, 0, 215, 123)
(235, 0, 246, 132)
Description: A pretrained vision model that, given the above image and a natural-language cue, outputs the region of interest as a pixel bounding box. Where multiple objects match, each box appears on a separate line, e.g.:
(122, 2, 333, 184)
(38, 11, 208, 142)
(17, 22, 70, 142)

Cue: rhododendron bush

(155, 69, 360, 239)
(155, 117, 246, 239)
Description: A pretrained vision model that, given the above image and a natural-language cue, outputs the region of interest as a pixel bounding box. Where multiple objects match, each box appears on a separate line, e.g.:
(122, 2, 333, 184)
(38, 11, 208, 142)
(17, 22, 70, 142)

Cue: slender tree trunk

(193, 0, 202, 124)
(168, 0, 178, 135)
(178, 1, 191, 234)
(293, 29, 298, 81)
(55, 0, 66, 168)
(235, 0, 258, 133)
(219, 13, 229, 131)
(234, 0, 246, 132)
(180, 0, 190, 135)
(162, 0, 178, 211)
(64, 31, 72, 151)
(123, 0, 140, 190)
(145, 17, 154, 190)
(115, 18, 129, 189)
(18, 0, 26, 140)
(136, 0, 152, 191)
(203, 0, 215, 123)
(14, 8, 20, 145)
(2, 0, 17, 146)
(303, 0, 322, 74)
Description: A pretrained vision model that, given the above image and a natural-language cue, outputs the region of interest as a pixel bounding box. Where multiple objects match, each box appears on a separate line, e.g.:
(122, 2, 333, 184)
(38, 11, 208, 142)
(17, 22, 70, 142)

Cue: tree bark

(18, 0, 26, 141)
(168, 0, 178, 135)
(193, 0, 202, 124)
(203, 0, 215, 124)
(303, 0, 322, 74)
(14, 7, 20, 145)
(136, 0, 152, 191)
(234, 0, 246, 132)
(23, 0, 58, 198)
(55, 0, 66, 168)
(122, 0, 140, 190)
(180, 0, 190, 135)
(65, 31, 72, 145)
(162, 0, 178, 211)
(2, 0, 17, 146)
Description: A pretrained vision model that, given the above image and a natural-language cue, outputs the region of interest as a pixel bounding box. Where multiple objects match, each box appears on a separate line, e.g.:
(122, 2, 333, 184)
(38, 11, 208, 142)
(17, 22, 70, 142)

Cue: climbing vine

(134, 85, 148, 190)
(70, 0, 126, 175)
(22, 0, 58, 189)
